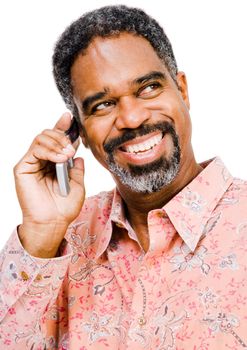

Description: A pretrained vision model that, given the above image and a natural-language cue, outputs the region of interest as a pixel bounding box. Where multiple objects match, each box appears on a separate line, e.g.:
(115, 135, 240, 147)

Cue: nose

(114, 96, 150, 130)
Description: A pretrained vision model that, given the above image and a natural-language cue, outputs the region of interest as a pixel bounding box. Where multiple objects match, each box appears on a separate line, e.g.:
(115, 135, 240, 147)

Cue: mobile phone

(55, 118, 80, 196)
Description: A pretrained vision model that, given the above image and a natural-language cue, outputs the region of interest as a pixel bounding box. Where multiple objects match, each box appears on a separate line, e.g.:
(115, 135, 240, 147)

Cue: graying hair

(107, 147, 180, 193)
(52, 5, 178, 122)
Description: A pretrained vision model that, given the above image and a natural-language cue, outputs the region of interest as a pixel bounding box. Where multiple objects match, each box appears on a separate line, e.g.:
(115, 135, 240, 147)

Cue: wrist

(18, 221, 69, 258)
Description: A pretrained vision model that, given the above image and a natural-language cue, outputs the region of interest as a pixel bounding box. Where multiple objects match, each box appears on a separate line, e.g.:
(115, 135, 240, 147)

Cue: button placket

(137, 278, 147, 326)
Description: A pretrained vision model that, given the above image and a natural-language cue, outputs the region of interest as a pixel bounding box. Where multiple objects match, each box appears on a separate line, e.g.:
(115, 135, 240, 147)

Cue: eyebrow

(132, 71, 168, 86)
(82, 90, 108, 114)
(81, 70, 167, 113)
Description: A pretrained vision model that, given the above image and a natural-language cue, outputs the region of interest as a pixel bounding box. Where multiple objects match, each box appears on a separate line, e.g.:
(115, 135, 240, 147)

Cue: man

(0, 5, 247, 349)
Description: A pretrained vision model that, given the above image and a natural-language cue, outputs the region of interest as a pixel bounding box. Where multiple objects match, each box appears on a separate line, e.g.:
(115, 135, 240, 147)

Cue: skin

(15, 116, 85, 258)
(71, 33, 203, 251)
(15, 32, 202, 257)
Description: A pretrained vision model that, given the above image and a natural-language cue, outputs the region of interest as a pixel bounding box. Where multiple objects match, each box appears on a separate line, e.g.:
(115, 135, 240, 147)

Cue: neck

(116, 153, 203, 251)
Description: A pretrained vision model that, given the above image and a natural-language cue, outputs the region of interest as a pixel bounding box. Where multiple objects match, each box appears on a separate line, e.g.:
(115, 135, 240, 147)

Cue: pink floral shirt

(1, 157, 247, 349)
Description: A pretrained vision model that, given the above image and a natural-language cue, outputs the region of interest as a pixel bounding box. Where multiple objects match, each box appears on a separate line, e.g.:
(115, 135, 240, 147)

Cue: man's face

(71, 33, 192, 193)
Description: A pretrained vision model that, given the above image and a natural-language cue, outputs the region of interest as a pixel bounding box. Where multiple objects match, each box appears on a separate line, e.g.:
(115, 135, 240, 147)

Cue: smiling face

(71, 33, 193, 194)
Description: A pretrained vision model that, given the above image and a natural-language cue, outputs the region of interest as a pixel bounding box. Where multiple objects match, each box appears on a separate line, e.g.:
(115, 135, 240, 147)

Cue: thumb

(54, 112, 72, 132)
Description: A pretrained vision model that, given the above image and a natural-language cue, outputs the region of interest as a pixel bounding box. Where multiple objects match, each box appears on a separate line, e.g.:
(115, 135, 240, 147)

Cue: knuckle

(34, 133, 43, 144)
(58, 133, 68, 143)
(41, 128, 51, 135)
(13, 161, 22, 175)
(50, 139, 59, 149)
(13, 163, 18, 174)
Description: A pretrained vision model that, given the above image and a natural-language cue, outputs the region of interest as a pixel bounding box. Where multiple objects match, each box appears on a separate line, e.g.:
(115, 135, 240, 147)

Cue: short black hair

(52, 5, 178, 122)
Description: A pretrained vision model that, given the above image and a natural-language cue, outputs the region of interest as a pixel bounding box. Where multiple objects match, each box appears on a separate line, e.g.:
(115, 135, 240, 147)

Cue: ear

(176, 71, 190, 110)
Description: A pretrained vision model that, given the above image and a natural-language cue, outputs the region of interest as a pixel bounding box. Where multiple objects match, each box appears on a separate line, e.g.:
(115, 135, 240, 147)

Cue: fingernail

(56, 153, 67, 159)
(63, 111, 71, 118)
(62, 144, 74, 154)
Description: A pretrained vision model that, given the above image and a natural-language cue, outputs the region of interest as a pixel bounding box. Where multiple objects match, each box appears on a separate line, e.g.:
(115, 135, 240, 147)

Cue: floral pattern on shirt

(1, 157, 247, 349)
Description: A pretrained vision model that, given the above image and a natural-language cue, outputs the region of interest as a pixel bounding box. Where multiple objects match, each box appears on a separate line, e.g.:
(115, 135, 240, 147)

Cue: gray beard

(107, 143, 180, 194)
(104, 121, 181, 194)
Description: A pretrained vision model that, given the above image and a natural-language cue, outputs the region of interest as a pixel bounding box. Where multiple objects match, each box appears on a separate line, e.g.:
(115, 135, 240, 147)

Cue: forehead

(71, 33, 167, 96)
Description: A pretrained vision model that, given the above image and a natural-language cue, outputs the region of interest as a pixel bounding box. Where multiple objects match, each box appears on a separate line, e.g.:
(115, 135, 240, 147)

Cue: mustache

(103, 121, 178, 154)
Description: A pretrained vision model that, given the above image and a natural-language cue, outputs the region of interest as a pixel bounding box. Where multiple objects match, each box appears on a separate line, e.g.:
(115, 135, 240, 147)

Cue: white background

(0, 0, 246, 249)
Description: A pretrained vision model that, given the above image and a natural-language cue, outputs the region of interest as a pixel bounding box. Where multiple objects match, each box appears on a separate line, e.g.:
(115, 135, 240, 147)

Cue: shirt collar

(164, 157, 233, 252)
(95, 190, 135, 258)
(95, 157, 233, 257)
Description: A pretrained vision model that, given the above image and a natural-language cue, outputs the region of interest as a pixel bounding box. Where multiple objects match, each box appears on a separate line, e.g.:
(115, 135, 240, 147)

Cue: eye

(138, 82, 162, 98)
(91, 101, 115, 114)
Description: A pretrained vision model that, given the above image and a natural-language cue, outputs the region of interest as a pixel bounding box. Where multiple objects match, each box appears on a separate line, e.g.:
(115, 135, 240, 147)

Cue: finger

(32, 144, 69, 163)
(54, 112, 73, 132)
(14, 145, 68, 176)
(35, 133, 75, 156)
(26, 138, 74, 164)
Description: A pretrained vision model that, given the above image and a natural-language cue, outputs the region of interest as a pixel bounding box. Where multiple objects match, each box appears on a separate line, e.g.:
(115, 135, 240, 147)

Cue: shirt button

(138, 316, 146, 326)
(20, 271, 29, 281)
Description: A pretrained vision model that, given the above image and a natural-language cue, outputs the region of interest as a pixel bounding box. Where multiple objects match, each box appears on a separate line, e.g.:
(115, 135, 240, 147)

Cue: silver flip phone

(55, 118, 79, 197)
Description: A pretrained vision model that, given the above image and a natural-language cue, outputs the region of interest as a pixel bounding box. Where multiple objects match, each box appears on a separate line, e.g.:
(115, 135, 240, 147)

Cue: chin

(109, 149, 181, 194)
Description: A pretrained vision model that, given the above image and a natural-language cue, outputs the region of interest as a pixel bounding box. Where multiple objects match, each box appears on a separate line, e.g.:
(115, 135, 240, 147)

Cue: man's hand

(14, 113, 85, 258)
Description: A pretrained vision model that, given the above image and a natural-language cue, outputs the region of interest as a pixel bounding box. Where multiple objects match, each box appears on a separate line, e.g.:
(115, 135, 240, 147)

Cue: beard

(104, 122, 181, 194)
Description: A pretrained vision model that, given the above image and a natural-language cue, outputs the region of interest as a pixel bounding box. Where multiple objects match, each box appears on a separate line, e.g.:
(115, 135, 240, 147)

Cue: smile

(120, 132, 163, 154)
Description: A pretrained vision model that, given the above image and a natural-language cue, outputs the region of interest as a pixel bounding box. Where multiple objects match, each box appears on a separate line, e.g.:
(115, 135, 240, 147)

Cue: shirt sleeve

(0, 228, 71, 349)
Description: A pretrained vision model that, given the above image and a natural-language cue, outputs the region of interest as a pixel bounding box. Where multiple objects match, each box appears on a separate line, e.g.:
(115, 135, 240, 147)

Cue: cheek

(83, 118, 113, 166)
(165, 94, 192, 143)
(178, 104, 192, 137)
(176, 112, 192, 156)
(146, 92, 183, 125)
(145, 95, 174, 117)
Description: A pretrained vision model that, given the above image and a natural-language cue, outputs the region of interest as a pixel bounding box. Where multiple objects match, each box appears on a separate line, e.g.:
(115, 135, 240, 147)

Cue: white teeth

(144, 141, 150, 150)
(127, 145, 135, 153)
(124, 133, 162, 153)
(132, 145, 137, 152)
